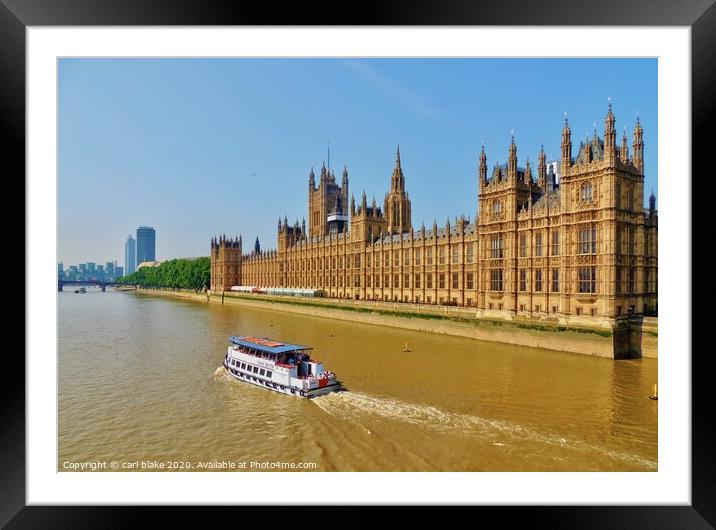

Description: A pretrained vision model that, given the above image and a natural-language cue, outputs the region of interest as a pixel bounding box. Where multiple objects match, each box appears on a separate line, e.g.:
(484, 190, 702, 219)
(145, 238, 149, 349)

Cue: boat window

(266, 371, 272, 378)
(253, 366, 258, 373)
(259, 369, 265, 376)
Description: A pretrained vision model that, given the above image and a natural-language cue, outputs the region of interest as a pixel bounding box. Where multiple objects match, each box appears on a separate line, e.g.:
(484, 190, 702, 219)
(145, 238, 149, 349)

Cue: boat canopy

(229, 335, 312, 355)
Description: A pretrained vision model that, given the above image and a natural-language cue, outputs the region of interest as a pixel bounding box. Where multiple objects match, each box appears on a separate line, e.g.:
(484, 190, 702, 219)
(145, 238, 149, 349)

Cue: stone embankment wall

(130, 287, 657, 359)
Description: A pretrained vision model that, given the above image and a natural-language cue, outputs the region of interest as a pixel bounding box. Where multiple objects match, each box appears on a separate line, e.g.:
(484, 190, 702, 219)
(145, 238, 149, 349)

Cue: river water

(58, 288, 657, 471)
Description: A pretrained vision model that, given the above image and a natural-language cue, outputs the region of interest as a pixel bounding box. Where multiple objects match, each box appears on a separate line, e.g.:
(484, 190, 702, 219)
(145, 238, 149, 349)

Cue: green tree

(117, 257, 210, 291)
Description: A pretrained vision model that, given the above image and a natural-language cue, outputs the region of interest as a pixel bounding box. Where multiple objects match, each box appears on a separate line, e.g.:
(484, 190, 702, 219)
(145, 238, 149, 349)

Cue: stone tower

(308, 162, 349, 237)
(350, 189, 387, 244)
(476, 135, 533, 312)
(384, 146, 412, 235)
(210, 234, 242, 291)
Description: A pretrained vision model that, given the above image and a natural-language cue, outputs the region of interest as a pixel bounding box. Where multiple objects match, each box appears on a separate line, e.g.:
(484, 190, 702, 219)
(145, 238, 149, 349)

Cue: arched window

(580, 182, 593, 202)
(493, 200, 502, 214)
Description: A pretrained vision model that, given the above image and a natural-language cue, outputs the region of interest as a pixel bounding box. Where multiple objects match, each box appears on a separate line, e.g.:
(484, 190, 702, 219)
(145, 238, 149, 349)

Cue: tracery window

(551, 231, 559, 256)
(490, 269, 503, 291)
(578, 267, 597, 293)
(580, 182, 593, 202)
(491, 236, 504, 259)
(578, 226, 597, 254)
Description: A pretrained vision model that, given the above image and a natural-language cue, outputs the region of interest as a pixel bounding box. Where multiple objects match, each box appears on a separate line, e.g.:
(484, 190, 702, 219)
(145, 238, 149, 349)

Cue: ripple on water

(59, 291, 657, 472)
(311, 391, 657, 471)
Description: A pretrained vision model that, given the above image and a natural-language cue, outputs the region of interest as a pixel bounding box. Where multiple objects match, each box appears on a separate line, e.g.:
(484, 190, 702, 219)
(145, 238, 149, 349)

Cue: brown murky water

(58, 289, 657, 471)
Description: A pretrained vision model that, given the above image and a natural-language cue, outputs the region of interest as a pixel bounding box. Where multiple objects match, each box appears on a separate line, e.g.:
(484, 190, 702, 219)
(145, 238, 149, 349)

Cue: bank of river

(135, 288, 657, 359)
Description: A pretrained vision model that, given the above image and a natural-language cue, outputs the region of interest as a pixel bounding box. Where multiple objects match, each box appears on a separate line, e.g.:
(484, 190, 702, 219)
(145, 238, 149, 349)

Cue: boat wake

(312, 391, 656, 471)
(212, 365, 235, 383)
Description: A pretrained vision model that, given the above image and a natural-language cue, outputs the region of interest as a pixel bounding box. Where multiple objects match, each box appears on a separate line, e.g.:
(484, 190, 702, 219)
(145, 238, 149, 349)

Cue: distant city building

(106, 261, 115, 279)
(136, 226, 156, 265)
(137, 260, 163, 269)
(125, 235, 136, 275)
(115, 265, 124, 278)
(58, 261, 64, 279)
(546, 160, 561, 186)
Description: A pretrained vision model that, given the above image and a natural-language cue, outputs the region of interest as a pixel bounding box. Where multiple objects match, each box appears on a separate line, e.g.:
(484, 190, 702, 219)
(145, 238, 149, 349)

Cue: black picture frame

(4, 0, 712, 527)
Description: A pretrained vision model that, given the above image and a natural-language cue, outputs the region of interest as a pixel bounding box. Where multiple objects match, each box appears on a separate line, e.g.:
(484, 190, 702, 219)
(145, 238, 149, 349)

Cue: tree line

(117, 257, 210, 291)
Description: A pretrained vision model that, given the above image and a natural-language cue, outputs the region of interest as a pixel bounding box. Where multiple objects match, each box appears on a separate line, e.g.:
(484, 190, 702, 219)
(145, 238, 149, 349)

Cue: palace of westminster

(211, 103, 657, 325)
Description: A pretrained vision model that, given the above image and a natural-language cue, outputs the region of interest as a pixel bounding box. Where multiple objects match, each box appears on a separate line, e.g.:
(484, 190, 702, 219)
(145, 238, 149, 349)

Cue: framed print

(5, 0, 714, 526)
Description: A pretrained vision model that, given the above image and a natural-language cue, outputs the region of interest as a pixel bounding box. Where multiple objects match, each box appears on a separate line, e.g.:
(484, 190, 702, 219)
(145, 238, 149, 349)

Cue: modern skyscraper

(125, 235, 136, 275)
(136, 226, 156, 266)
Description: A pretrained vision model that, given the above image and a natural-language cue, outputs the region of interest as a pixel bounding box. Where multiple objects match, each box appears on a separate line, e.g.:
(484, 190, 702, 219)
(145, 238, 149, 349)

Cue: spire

(361, 189, 367, 211)
(254, 236, 260, 254)
(350, 193, 356, 217)
(561, 112, 572, 170)
(479, 142, 487, 187)
(508, 132, 517, 180)
(390, 145, 405, 192)
(603, 99, 617, 163)
(538, 144, 547, 190)
(633, 115, 644, 174)
(620, 126, 629, 161)
(524, 157, 532, 183)
(342, 164, 348, 181)
(649, 189, 656, 211)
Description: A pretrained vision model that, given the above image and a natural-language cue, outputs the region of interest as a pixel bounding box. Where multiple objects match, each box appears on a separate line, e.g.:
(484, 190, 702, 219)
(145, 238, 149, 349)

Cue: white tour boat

(223, 336, 341, 398)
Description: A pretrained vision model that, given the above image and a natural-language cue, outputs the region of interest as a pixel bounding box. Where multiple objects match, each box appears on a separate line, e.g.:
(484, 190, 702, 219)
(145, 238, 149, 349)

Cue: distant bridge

(58, 279, 127, 292)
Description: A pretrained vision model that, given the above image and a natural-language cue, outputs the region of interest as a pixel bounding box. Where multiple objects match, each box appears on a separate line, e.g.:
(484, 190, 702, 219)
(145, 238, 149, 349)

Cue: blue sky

(58, 58, 657, 266)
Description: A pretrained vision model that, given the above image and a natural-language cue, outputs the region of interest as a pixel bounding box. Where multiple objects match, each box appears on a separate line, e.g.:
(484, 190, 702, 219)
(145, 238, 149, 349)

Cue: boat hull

(223, 362, 341, 398)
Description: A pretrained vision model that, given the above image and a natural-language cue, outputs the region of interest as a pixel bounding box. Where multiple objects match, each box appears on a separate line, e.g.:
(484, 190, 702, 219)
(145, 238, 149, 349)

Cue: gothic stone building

(211, 104, 657, 332)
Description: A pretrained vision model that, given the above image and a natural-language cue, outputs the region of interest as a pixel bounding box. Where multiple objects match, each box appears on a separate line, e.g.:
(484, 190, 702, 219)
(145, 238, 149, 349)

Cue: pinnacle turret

(633, 115, 644, 174)
(561, 112, 572, 169)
